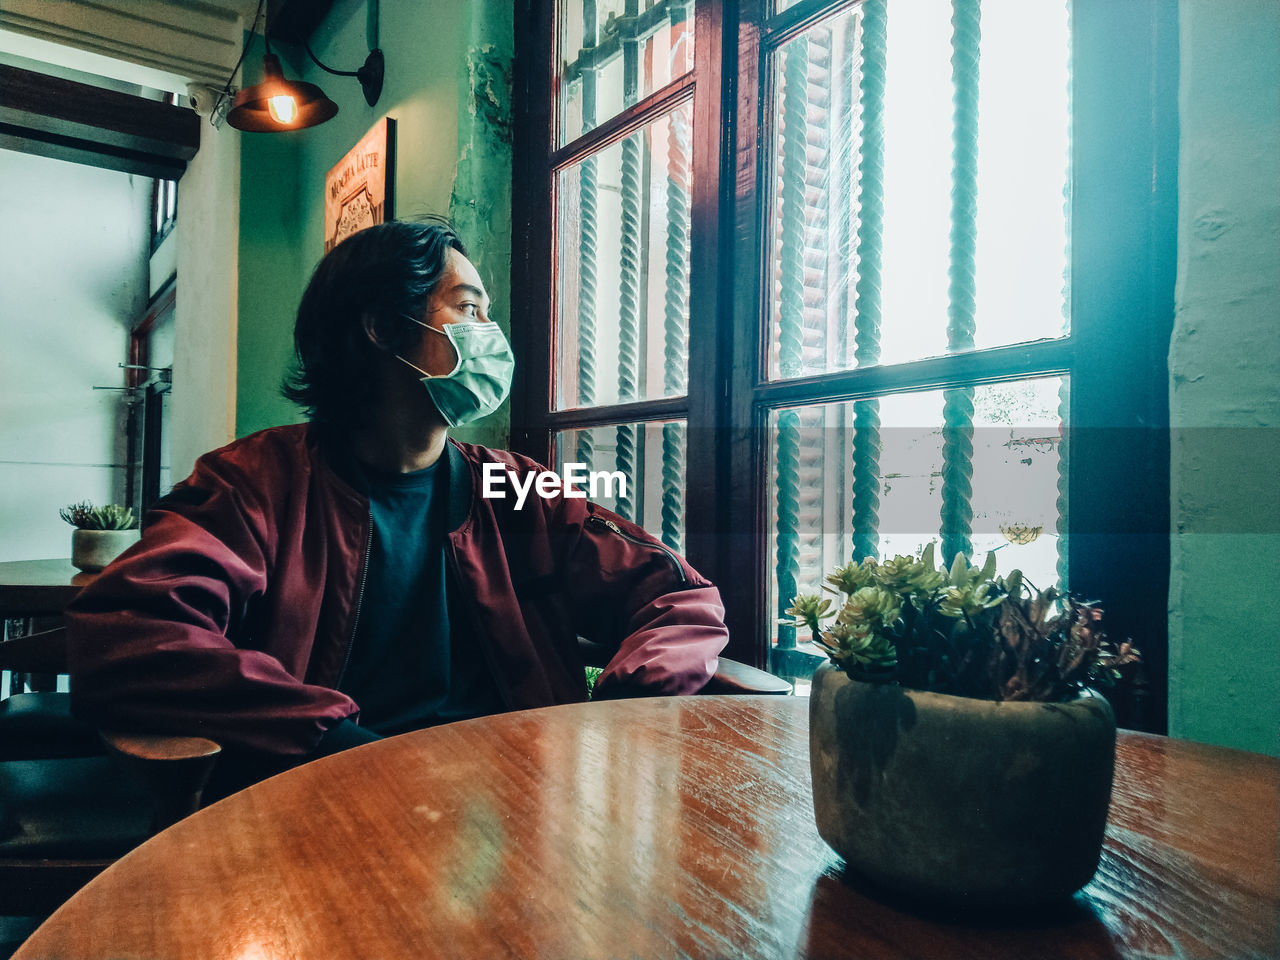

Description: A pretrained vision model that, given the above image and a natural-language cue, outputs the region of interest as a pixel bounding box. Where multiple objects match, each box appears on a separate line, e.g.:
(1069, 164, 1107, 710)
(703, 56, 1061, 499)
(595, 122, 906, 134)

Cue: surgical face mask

(396, 317, 514, 427)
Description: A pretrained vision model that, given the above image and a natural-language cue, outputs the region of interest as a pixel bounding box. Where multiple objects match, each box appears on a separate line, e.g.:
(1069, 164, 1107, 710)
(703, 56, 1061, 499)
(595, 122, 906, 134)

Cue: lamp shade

(227, 53, 338, 132)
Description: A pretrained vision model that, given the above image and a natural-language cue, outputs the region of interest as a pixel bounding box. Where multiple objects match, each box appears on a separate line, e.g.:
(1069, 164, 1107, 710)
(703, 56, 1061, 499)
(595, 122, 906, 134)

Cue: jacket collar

(442, 438, 474, 533)
(310, 423, 475, 534)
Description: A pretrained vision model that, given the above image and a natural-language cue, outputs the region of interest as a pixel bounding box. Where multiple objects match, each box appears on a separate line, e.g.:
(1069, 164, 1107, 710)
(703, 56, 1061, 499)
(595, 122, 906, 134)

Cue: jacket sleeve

(558, 500, 728, 699)
(67, 455, 358, 757)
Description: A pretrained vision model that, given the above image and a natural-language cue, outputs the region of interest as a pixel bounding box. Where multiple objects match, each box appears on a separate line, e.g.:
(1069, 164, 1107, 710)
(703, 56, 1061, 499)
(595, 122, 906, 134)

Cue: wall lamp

(226, 34, 384, 133)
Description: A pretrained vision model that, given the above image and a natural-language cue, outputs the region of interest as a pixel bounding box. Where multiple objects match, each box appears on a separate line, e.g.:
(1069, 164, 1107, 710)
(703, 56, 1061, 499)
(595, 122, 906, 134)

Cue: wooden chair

(0, 630, 101, 762)
(0, 628, 219, 916)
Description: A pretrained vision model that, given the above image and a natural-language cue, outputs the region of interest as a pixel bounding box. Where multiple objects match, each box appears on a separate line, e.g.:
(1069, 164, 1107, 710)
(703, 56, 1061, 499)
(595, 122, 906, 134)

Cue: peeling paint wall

(236, 0, 514, 447)
(1169, 0, 1280, 755)
(447, 19, 514, 451)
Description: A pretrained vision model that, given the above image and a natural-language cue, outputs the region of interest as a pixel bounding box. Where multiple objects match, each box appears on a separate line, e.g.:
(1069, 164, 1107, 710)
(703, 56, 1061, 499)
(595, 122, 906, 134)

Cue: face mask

(396, 318, 514, 427)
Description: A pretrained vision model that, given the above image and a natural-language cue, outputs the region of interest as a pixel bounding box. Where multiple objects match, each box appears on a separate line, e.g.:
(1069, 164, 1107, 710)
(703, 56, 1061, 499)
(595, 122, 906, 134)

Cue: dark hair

(282, 217, 467, 425)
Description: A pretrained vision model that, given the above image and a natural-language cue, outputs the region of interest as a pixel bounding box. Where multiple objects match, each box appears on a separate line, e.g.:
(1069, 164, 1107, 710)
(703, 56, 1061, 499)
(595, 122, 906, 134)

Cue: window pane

(556, 101, 692, 409)
(765, 0, 1070, 380)
(972, 0, 1072, 351)
(766, 376, 1067, 681)
(554, 420, 687, 554)
(558, 0, 695, 146)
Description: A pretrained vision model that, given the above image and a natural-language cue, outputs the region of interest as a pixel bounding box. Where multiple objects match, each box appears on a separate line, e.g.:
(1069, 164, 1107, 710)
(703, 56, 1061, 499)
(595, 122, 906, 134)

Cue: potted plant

(60, 501, 140, 572)
(786, 544, 1138, 908)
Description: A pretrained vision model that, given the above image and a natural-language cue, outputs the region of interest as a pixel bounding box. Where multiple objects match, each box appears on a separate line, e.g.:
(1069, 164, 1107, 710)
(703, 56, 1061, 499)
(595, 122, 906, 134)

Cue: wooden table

(0, 559, 94, 618)
(15, 697, 1279, 959)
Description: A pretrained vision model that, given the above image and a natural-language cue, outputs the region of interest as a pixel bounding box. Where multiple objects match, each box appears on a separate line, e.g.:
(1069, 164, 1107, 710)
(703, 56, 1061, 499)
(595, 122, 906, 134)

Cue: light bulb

(268, 95, 298, 124)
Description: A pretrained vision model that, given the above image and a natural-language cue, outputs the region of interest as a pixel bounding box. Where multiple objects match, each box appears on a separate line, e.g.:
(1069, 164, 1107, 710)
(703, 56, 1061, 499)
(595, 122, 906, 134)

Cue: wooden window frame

(512, 0, 1176, 731)
(511, 0, 730, 566)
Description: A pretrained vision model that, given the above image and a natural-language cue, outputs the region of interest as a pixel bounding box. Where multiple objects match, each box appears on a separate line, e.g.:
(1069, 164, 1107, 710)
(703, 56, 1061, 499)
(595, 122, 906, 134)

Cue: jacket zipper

(336, 507, 374, 690)
(588, 514, 687, 586)
(446, 543, 513, 708)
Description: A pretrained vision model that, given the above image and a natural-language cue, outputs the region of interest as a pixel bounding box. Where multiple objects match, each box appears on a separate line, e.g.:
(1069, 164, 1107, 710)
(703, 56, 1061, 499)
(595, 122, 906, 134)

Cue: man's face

(404, 248, 493, 378)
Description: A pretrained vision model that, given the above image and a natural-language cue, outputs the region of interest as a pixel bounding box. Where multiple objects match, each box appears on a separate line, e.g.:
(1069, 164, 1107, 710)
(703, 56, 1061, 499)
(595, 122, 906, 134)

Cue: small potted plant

(60, 501, 140, 572)
(786, 544, 1138, 908)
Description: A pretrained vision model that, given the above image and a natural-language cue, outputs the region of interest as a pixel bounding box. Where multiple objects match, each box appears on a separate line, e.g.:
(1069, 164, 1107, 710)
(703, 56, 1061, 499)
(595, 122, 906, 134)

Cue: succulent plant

(783, 594, 834, 639)
(59, 501, 137, 531)
(784, 543, 1139, 702)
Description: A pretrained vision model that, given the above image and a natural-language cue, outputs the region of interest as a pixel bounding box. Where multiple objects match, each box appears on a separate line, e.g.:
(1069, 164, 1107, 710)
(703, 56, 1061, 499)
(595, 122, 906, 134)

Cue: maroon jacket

(67, 425, 728, 755)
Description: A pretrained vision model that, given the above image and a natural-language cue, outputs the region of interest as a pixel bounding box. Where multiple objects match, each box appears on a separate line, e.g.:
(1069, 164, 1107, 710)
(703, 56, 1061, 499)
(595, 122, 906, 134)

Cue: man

(67, 219, 728, 793)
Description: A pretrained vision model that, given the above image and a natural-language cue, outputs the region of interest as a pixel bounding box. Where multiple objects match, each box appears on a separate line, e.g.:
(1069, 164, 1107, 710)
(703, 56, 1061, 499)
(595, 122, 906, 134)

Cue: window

(150, 177, 177, 251)
(514, 0, 1175, 729)
(514, 0, 706, 559)
(150, 93, 180, 252)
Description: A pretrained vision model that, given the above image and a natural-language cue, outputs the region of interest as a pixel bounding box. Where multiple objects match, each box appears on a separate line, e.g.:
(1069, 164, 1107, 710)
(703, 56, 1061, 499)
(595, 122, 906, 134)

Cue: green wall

(236, 0, 514, 447)
(238, 129, 304, 435)
(235, 2, 1280, 755)
(1169, 0, 1280, 756)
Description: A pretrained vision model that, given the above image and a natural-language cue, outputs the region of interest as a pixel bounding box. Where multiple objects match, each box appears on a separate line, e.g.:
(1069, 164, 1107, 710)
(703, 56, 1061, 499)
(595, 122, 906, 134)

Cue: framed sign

(324, 117, 396, 253)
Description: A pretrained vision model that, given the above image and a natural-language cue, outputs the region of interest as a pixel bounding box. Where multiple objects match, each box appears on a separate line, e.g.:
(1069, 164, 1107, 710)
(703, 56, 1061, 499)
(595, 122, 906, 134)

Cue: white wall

(171, 120, 239, 479)
(1169, 0, 1280, 756)
(0, 149, 150, 561)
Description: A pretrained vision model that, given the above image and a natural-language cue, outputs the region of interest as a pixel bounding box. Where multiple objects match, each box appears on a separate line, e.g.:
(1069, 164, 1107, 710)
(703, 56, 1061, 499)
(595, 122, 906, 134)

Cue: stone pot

(809, 661, 1116, 908)
(71, 528, 141, 572)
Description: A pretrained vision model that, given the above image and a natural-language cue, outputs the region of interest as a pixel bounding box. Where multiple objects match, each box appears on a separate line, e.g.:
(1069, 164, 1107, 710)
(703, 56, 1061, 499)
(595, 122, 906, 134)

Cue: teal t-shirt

(337, 456, 501, 735)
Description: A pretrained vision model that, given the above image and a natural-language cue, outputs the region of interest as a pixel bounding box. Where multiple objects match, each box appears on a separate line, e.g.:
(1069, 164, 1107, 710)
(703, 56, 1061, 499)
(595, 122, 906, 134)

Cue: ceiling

(0, 0, 260, 88)
(0, 0, 336, 178)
